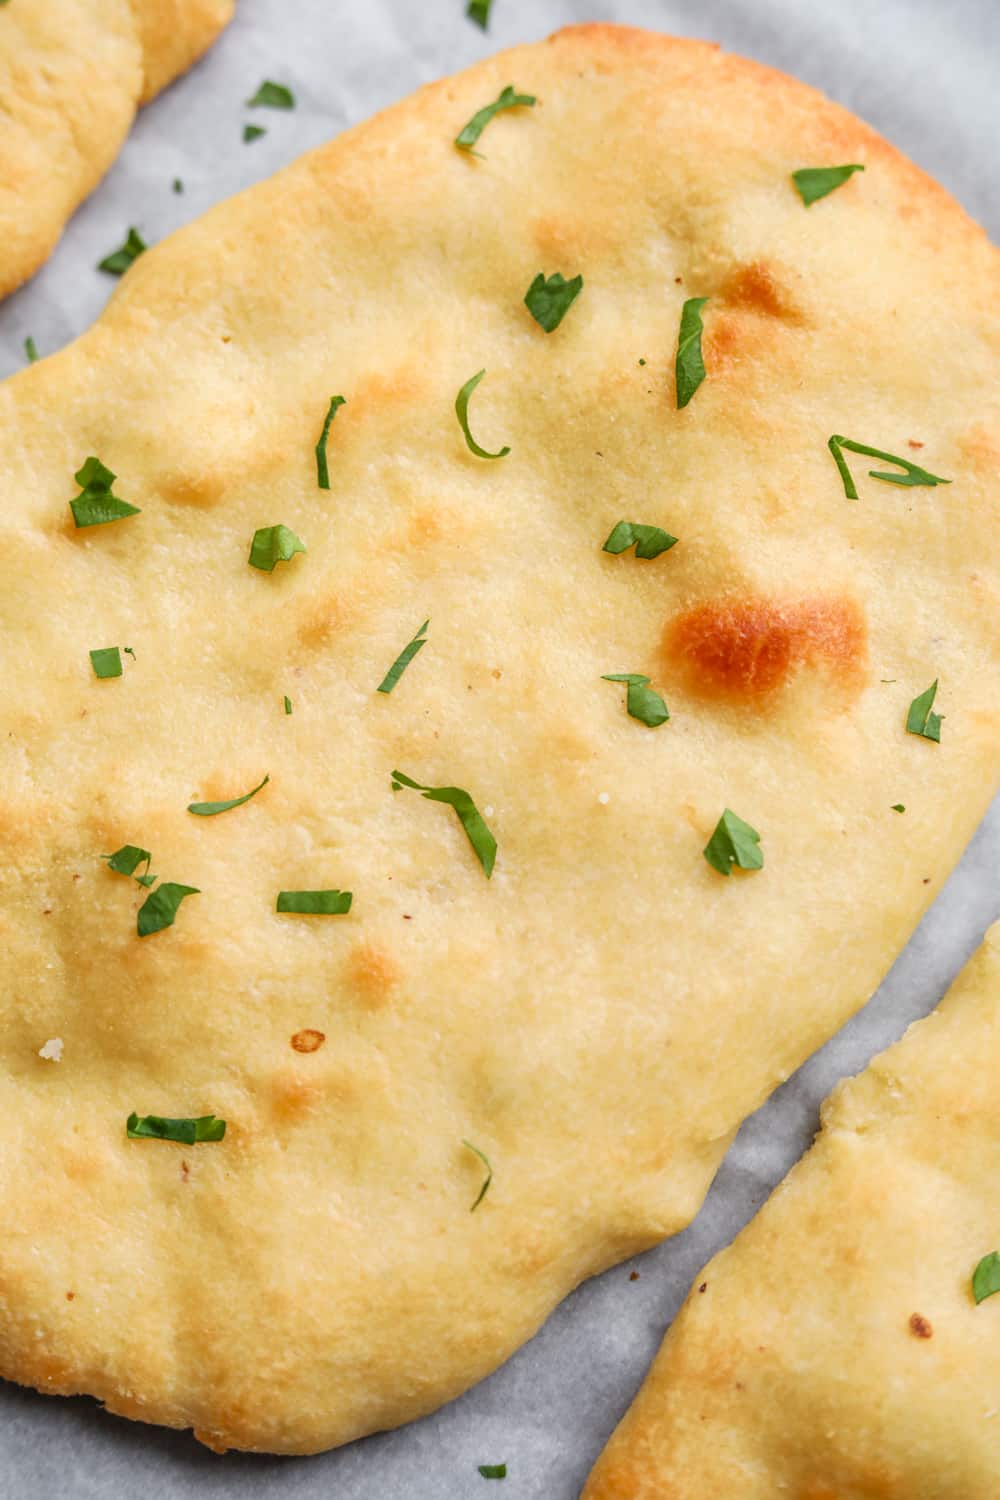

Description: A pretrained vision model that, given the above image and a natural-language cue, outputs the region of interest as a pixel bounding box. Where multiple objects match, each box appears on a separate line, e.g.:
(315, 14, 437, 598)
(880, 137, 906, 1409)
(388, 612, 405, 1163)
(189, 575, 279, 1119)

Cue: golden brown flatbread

(583, 922, 1000, 1499)
(1, 23, 998, 1455)
(0, 0, 234, 298)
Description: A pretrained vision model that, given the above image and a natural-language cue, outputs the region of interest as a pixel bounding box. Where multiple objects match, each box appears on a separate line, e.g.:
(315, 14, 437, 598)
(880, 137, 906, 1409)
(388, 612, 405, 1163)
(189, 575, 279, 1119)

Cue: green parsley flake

(675, 296, 709, 409)
(891, 804, 906, 813)
(24, 336, 38, 363)
(463, 1139, 493, 1211)
(98, 227, 147, 276)
(792, 164, 865, 206)
(172, 178, 184, 194)
(478, 1463, 507, 1479)
(188, 773, 270, 817)
(137, 883, 200, 937)
(315, 395, 346, 489)
(524, 271, 583, 333)
(248, 524, 306, 572)
(377, 619, 429, 694)
(70, 457, 140, 528)
(284, 695, 293, 715)
(906, 680, 943, 742)
(247, 80, 295, 109)
(89, 647, 123, 680)
(455, 85, 536, 153)
(455, 369, 510, 460)
(127, 1113, 226, 1144)
(602, 673, 669, 728)
(467, 0, 492, 27)
(703, 809, 764, 876)
(973, 1251, 1000, 1305)
(103, 845, 155, 887)
(602, 521, 678, 560)
(827, 435, 951, 501)
(276, 890, 353, 915)
(243, 123, 267, 143)
(392, 770, 497, 877)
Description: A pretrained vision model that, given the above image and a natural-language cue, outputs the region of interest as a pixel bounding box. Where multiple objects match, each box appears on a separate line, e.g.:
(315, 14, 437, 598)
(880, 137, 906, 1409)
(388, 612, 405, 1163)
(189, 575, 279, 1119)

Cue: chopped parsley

(675, 296, 708, 409)
(247, 80, 295, 109)
(89, 647, 123, 680)
(891, 804, 906, 813)
(188, 773, 269, 817)
(137, 883, 200, 937)
(98, 227, 147, 276)
(703, 810, 764, 876)
(276, 890, 353, 915)
(377, 619, 429, 694)
(103, 845, 156, 887)
(24, 336, 38, 363)
(478, 1463, 507, 1479)
(602, 673, 669, 728)
(455, 85, 536, 153)
(906, 681, 943, 742)
(248, 523, 306, 572)
(792, 164, 865, 206)
(243, 123, 267, 143)
(315, 395, 346, 489)
(455, 370, 510, 459)
(284, 695, 293, 715)
(392, 770, 497, 877)
(172, 178, 184, 194)
(70, 457, 140, 528)
(127, 1113, 226, 1144)
(463, 1139, 493, 1211)
(827, 435, 951, 501)
(602, 521, 677, 560)
(973, 1251, 1000, 1305)
(524, 272, 583, 333)
(467, 0, 493, 26)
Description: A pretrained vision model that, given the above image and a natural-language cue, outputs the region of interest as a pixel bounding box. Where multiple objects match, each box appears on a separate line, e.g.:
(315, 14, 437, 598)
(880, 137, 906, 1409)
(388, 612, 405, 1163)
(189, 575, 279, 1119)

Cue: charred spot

(664, 595, 867, 699)
(698, 1281, 708, 1293)
(909, 1313, 933, 1339)
(290, 1028, 326, 1054)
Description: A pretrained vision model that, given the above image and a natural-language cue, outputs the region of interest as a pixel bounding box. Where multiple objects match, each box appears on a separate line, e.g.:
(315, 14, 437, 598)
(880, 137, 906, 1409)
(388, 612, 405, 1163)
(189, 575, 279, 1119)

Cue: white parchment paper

(1, 1, 997, 1495)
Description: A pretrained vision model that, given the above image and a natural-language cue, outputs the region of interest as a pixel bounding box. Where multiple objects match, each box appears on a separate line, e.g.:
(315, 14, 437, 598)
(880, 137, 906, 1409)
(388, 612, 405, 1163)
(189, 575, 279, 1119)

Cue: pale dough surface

(584, 921, 1000, 1500)
(0, 0, 234, 298)
(1, 23, 998, 1456)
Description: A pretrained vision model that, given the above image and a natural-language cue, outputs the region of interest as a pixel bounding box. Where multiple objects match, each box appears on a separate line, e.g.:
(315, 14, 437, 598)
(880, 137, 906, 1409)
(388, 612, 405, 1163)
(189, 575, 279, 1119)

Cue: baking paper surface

(1, 0, 997, 1494)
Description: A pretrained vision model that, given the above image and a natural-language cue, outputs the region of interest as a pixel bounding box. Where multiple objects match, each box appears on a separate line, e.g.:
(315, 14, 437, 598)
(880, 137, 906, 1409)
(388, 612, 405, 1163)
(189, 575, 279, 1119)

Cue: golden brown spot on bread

(345, 942, 400, 1010)
(722, 260, 803, 323)
(665, 595, 867, 698)
(269, 1071, 326, 1121)
(909, 1312, 933, 1339)
(291, 1028, 326, 1054)
(295, 594, 348, 649)
(65, 1291, 75, 1301)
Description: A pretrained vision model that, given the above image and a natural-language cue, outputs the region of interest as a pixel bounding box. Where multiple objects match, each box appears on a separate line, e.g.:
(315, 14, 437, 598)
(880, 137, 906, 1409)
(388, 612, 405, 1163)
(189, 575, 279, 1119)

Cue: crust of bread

(583, 923, 1000, 1499)
(1, 23, 998, 1455)
(0, 0, 234, 298)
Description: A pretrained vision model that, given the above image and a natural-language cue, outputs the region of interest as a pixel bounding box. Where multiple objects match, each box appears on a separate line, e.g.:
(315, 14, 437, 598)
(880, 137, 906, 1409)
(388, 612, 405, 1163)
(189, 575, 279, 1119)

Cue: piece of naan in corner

(1, 23, 999, 1456)
(0, 0, 234, 298)
(583, 922, 1000, 1500)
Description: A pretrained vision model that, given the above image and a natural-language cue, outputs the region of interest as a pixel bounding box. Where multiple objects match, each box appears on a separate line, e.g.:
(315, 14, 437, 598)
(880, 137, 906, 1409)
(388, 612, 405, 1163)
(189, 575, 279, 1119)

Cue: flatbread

(0, 0, 234, 298)
(583, 922, 1000, 1499)
(2, 23, 998, 1456)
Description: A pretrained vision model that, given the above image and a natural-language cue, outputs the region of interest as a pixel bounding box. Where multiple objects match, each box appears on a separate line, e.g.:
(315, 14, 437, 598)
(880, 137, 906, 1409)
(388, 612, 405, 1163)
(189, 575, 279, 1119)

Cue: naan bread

(0, 0, 234, 298)
(1, 23, 998, 1456)
(583, 923, 1000, 1500)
